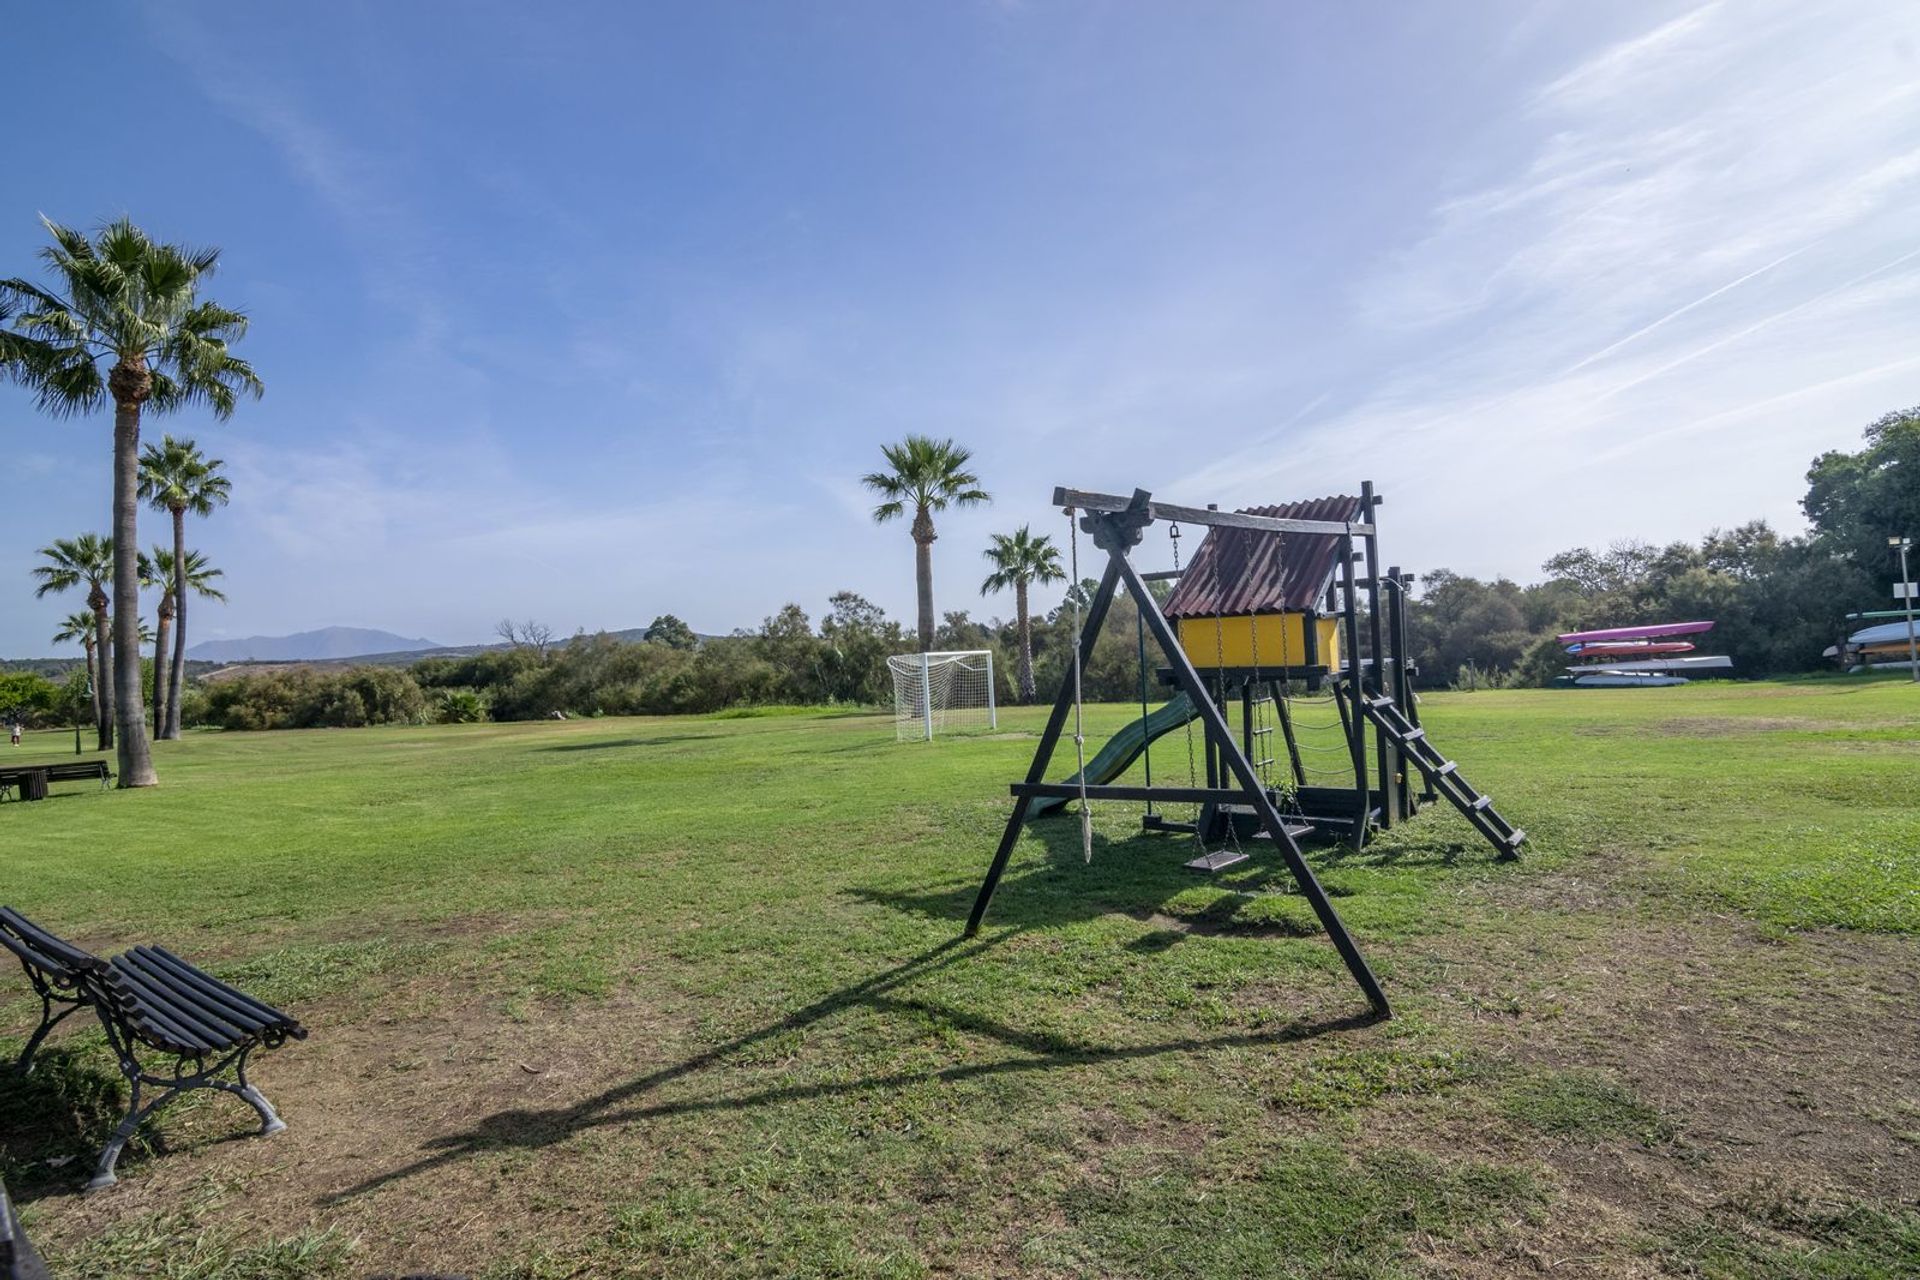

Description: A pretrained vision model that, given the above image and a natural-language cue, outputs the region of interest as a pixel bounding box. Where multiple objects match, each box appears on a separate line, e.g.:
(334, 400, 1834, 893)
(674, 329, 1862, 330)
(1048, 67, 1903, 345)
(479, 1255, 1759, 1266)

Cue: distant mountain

(187, 627, 445, 663)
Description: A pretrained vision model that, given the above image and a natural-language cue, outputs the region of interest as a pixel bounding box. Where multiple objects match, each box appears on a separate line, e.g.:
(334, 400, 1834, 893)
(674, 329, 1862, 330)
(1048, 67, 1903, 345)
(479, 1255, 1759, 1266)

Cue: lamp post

(1894, 536, 1918, 683)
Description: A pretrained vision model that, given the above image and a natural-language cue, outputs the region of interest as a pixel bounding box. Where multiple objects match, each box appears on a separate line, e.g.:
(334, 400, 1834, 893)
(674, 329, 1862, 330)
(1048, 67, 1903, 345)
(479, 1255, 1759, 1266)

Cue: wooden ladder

(1358, 694, 1524, 860)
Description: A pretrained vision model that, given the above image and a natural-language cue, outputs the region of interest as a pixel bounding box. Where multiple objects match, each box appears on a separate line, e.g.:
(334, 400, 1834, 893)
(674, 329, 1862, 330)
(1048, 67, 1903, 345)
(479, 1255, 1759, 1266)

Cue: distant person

(7, 719, 19, 747)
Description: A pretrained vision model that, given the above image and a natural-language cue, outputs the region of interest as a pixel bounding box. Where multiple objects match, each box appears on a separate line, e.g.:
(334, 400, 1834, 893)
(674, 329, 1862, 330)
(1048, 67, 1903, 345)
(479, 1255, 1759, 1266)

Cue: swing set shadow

(323, 928, 1375, 1206)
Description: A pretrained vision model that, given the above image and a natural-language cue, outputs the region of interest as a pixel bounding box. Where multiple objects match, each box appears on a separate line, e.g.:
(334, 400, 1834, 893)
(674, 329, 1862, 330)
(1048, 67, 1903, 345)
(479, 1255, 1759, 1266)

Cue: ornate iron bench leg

(86, 1042, 284, 1191)
(209, 1048, 286, 1135)
(88, 1074, 156, 1192)
(12, 997, 84, 1075)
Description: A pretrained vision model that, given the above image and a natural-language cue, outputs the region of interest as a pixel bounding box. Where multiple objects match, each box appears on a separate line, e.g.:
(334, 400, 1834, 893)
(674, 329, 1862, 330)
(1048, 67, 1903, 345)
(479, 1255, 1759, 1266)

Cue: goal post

(886, 650, 997, 741)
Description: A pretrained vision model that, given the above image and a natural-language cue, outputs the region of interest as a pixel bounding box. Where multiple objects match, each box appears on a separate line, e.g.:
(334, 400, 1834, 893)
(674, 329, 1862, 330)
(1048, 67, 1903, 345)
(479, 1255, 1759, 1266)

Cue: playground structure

(966, 484, 1526, 1019)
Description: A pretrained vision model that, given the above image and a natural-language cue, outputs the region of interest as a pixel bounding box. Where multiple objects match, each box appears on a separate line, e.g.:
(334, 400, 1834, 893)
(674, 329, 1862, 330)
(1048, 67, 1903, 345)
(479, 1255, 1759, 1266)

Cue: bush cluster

(0, 670, 89, 728)
(189, 666, 427, 730)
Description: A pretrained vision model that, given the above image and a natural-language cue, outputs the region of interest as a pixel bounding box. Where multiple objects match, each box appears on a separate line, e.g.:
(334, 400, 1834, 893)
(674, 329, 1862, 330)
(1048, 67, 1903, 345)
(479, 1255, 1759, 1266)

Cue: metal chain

(1170, 522, 1207, 860)
(1209, 547, 1243, 861)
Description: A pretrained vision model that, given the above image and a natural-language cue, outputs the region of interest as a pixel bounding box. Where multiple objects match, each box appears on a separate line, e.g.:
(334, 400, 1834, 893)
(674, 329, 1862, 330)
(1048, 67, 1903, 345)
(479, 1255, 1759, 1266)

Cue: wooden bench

(0, 760, 111, 801)
(0, 908, 308, 1190)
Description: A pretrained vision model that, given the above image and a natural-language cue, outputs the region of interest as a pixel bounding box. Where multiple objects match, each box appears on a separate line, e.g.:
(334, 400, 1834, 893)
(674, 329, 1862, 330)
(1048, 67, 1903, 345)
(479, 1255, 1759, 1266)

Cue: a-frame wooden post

(964, 554, 1123, 937)
(966, 492, 1391, 1019)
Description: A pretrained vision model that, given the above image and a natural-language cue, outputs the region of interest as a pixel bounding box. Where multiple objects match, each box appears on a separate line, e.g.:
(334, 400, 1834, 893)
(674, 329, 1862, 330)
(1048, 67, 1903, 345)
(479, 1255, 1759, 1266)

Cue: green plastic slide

(1028, 691, 1199, 819)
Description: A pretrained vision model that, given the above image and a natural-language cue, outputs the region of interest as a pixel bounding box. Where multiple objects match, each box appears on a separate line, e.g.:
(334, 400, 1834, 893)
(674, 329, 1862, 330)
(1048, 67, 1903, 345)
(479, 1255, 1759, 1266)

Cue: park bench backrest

(0, 908, 104, 990)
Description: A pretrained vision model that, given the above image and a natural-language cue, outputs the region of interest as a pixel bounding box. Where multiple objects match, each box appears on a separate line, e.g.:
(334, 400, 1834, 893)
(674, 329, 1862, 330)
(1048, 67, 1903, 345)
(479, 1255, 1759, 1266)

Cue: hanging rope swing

(1066, 505, 1093, 863)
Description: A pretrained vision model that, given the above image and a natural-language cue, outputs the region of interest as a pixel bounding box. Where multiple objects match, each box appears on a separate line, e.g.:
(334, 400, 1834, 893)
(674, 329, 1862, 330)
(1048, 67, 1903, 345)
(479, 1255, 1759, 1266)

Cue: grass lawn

(3, 679, 1919, 1278)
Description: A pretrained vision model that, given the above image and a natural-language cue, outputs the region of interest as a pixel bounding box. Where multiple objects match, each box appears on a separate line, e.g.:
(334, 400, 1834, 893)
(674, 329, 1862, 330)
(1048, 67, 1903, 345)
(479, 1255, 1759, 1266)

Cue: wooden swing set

(965, 485, 1525, 1018)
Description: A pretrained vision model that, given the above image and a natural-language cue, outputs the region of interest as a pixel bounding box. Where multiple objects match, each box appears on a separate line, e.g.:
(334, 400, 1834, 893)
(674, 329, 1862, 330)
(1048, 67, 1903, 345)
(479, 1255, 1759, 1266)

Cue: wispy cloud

(1188, 0, 1920, 577)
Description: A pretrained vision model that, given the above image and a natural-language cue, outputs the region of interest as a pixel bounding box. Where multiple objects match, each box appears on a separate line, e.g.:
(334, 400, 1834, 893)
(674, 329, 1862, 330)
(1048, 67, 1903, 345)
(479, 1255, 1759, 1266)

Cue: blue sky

(6, 1, 1919, 656)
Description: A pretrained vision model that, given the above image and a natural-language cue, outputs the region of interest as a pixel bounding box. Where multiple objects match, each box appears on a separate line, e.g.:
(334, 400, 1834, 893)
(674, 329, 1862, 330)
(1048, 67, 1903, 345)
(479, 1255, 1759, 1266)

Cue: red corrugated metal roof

(1162, 495, 1363, 618)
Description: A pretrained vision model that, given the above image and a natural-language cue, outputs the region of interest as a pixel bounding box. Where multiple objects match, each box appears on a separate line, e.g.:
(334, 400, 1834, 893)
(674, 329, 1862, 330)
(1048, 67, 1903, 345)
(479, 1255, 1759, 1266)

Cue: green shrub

(187, 666, 427, 730)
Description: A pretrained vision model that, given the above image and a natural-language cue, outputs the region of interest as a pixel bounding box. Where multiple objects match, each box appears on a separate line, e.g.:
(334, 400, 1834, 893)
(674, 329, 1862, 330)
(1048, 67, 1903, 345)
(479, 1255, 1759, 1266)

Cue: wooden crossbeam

(1013, 782, 1294, 805)
(1052, 487, 1375, 537)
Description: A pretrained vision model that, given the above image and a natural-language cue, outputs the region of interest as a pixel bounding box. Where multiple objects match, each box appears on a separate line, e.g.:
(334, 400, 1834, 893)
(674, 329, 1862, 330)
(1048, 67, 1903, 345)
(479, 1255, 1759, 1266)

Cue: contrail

(1594, 242, 1920, 404)
(1563, 242, 1813, 376)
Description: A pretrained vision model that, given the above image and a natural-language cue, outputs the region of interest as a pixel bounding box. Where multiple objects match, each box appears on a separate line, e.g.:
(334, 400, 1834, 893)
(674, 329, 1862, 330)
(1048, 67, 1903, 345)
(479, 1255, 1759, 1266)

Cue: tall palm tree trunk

(913, 506, 936, 652)
(1015, 582, 1035, 703)
(90, 590, 112, 750)
(82, 638, 101, 738)
(165, 507, 188, 739)
(110, 394, 157, 787)
(152, 595, 172, 740)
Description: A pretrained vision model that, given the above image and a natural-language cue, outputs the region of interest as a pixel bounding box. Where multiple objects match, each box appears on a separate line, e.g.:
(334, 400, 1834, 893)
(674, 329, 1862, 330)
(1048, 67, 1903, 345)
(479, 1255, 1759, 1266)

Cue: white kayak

(1569, 655, 1732, 675)
(1846, 621, 1920, 647)
(1572, 673, 1690, 687)
(1849, 658, 1920, 674)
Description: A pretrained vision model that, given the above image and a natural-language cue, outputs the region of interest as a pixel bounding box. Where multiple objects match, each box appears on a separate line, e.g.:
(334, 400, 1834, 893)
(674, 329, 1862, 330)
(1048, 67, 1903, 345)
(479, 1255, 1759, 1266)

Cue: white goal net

(887, 650, 997, 741)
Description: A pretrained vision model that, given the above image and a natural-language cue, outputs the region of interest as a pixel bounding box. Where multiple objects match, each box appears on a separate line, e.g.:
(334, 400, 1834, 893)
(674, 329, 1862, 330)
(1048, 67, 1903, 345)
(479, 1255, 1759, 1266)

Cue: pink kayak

(1566, 641, 1697, 657)
(1556, 620, 1715, 645)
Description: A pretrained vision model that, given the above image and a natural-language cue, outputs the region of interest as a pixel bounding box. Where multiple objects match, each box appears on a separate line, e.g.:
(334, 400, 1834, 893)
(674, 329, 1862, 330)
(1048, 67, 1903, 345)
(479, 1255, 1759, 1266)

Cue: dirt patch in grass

(1572, 716, 1853, 739)
(1654, 716, 1853, 737)
(19, 976, 698, 1275)
(1385, 862, 1920, 1275)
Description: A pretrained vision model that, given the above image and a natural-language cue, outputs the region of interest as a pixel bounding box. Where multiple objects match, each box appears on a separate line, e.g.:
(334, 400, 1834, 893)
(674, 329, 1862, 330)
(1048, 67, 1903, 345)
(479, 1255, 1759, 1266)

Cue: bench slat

(116, 950, 261, 1041)
(120, 948, 280, 1039)
(122, 948, 273, 1033)
(134, 946, 301, 1037)
(102, 963, 234, 1054)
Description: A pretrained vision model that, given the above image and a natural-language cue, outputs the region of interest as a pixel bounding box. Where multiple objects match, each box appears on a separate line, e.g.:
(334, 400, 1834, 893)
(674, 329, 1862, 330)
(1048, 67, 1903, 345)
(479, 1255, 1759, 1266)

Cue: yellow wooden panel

(1177, 613, 1339, 668)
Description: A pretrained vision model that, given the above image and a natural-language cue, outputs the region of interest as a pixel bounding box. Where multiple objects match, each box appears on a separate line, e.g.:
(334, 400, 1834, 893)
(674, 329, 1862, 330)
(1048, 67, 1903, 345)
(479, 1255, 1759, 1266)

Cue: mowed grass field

(3, 680, 1919, 1278)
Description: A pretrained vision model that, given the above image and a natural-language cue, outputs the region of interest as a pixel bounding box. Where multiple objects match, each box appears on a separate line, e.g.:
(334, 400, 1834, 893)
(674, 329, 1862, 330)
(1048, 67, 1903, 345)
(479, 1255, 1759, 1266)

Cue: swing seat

(1182, 816, 1314, 873)
(1183, 849, 1251, 873)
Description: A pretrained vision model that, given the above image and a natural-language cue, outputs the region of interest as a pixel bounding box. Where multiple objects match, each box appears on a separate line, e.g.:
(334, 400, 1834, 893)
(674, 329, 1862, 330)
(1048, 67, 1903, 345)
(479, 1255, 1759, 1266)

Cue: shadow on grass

(853, 814, 1446, 936)
(536, 735, 719, 753)
(326, 932, 1379, 1205)
(0, 1046, 131, 1199)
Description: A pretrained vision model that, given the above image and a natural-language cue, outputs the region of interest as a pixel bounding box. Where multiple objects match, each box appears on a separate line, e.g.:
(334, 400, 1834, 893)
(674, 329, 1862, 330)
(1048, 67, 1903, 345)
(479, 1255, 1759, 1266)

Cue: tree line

(1404, 408, 1916, 688)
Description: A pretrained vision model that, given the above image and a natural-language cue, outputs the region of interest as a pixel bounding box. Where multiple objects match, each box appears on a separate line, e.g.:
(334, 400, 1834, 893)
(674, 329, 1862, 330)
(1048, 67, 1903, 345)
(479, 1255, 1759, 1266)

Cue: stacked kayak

(1826, 619, 1920, 673)
(1555, 621, 1730, 687)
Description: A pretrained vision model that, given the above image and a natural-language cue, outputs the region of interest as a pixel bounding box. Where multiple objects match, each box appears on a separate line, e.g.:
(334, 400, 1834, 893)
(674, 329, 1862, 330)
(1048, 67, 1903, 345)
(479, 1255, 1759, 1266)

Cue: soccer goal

(887, 650, 997, 741)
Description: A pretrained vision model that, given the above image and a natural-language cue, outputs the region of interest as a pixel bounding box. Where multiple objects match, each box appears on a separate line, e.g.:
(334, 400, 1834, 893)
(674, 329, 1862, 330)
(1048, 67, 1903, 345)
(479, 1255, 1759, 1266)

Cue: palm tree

(148, 547, 224, 735)
(1, 217, 261, 787)
(52, 611, 101, 736)
(861, 436, 991, 651)
(139, 436, 229, 739)
(139, 549, 172, 738)
(33, 534, 115, 748)
(981, 526, 1066, 703)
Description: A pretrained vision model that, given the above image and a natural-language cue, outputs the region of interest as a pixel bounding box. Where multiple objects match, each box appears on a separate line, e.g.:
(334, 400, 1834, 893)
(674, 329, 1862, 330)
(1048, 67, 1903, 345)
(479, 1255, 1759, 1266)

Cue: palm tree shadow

(324, 929, 1378, 1206)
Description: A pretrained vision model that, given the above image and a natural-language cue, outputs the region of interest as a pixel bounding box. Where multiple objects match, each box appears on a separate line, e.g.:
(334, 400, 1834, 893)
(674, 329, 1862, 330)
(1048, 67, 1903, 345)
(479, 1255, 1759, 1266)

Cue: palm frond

(863, 435, 992, 525)
(980, 524, 1064, 594)
(31, 533, 112, 598)
(139, 434, 232, 514)
(52, 611, 96, 648)
(2, 216, 263, 419)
